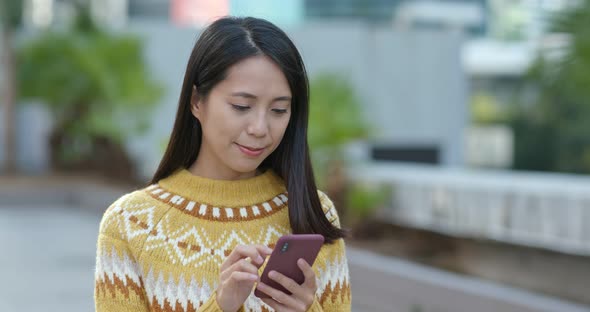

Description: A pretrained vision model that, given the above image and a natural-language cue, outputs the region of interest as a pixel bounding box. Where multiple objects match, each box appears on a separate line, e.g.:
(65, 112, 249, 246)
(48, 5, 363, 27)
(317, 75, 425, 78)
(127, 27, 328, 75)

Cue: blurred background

(1, 0, 590, 311)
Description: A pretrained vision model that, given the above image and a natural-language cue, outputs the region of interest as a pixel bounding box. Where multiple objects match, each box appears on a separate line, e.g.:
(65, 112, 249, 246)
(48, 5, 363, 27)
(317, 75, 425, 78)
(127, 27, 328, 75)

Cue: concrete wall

(292, 22, 468, 166)
(352, 162, 590, 257)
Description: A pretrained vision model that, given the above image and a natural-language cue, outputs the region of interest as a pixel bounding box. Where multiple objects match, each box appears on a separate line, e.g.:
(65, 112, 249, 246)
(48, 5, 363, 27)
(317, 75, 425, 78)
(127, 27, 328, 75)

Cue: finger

(256, 282, 302, 310)
(255, 244, 274, 258)
(243, 245, 273, 269)
(298, 259, 317, 289)
(268, 270, 305, 298)
(248, 245, 273, 269)
(228, 271, 259, 283)
(221, 258, 260, 281)
(221, 245, 266, 270)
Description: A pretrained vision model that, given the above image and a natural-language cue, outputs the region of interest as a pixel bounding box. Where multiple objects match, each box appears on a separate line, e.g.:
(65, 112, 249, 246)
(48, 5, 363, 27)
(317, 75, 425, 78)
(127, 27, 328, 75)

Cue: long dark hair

(151, 17, 346, 243)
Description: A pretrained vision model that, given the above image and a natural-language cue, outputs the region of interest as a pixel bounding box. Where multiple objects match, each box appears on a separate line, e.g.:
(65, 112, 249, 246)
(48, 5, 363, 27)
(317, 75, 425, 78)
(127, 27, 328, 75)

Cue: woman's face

(190, 55, 292, 180)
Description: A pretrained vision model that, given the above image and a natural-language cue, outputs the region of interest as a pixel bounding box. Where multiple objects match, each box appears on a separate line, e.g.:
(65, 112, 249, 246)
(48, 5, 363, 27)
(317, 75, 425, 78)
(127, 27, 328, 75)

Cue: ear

(190, 85, 203, 120)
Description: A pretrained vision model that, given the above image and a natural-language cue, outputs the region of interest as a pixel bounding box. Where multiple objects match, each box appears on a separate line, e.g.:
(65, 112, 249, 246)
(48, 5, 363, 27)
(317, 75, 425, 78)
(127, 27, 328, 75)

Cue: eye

(231, 104, 250, 111)
(272, 109, 289, 114)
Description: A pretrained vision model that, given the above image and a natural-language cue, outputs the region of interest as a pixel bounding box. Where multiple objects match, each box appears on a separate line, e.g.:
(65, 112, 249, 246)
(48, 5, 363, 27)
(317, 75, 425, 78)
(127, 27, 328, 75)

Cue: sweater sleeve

(94, 232, 230, 312)
(94, 193, 151, 312)
(95, 233, 150, 311)
(94, 192, 240, 312)
(307, 192, 352, 312)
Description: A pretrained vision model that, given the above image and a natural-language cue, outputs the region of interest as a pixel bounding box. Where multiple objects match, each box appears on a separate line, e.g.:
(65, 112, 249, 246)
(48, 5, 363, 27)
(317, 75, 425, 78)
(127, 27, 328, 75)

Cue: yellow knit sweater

(94, 168, 351, 311)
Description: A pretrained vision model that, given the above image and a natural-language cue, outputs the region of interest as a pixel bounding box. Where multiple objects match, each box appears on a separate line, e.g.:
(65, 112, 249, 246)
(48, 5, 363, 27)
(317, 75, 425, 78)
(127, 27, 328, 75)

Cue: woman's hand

(257, 259, 317, 312)
(216, 244, 273, 312)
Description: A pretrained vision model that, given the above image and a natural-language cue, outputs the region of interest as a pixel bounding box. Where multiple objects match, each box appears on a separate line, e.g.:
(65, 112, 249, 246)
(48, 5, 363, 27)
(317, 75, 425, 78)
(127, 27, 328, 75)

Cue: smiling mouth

(236, 143, 266, 156)
(238, 144, 265, 151)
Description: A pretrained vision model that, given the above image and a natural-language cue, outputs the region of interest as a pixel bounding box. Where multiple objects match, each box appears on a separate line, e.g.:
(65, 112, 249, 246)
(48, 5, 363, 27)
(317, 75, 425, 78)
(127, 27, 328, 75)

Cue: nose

(247, 112, 269, 137)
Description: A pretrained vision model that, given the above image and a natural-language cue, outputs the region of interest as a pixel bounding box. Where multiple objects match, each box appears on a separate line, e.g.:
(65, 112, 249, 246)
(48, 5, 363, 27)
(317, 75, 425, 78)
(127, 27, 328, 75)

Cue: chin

(230, 163, 261, 175)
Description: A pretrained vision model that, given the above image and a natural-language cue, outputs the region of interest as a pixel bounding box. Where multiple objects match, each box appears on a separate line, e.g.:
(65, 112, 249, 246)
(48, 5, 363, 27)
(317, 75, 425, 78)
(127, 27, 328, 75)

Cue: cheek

(207, 109, 240, 141)
(272, 117, 291, 142)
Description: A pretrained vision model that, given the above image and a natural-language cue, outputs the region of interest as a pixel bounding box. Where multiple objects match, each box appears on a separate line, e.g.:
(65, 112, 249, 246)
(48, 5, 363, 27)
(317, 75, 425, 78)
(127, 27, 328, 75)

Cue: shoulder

(317, 190, 341, 228)
(98, 186, 169, 243)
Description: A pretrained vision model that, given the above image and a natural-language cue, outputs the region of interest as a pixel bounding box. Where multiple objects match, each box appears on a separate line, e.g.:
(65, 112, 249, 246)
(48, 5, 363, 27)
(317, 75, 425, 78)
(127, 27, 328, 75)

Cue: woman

(94, 16, 351, 312)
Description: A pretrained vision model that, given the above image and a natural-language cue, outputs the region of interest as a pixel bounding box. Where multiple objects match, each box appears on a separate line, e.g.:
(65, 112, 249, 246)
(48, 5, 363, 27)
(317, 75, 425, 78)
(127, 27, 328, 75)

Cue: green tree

(308, 73, 370, 223)
(511, 0, 590, 173)
(309, 73, 369, 185)
(17, 6, 163, 181)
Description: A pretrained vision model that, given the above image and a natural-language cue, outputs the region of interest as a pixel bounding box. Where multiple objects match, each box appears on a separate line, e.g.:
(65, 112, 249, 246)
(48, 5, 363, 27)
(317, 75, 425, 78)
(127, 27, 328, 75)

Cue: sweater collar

(155, 168, 287, 208)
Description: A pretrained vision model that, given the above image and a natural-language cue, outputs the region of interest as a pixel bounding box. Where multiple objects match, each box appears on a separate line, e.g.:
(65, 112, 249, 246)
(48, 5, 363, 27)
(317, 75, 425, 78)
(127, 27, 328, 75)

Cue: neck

(188, 159, 259, 181)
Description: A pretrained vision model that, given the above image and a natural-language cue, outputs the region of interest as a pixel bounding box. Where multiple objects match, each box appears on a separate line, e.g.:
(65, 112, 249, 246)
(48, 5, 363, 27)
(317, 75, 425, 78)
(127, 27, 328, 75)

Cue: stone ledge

(0, 175, 139, 213)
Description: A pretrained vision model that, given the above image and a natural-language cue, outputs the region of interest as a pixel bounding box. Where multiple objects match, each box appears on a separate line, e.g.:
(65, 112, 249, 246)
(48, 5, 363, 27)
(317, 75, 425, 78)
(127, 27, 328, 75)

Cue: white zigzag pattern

(143, 268, 215, 309)
(315, 254, 350, 297)
(95, 246, 142, 288)
(243, 294, 274, 312)
(97, 248, 348, 311)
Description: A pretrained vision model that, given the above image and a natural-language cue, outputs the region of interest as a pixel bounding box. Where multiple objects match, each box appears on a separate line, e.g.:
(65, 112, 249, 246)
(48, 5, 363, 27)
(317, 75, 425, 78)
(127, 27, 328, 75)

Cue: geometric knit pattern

(95, 168, 351, 312)
(146, 184, 289, 221)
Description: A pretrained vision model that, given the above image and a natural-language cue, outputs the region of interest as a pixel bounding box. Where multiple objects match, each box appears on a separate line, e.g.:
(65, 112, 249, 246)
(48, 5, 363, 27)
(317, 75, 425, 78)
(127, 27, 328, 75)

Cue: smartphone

(254, 234, 324, 299)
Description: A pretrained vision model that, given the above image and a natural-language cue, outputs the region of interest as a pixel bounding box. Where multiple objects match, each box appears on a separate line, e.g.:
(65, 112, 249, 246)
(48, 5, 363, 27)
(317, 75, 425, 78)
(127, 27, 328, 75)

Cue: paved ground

(348, 249, 590, 312)
(1, 205, 589, 312)
(0, 206, 98, 311)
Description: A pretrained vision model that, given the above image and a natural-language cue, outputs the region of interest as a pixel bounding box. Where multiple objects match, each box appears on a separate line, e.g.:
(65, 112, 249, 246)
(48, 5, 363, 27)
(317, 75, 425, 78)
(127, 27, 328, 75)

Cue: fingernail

(257, 255, 264, 264)
(269, 271, 276, 279)
(249, 274, 258, 280)
(266, 247, 273, 253)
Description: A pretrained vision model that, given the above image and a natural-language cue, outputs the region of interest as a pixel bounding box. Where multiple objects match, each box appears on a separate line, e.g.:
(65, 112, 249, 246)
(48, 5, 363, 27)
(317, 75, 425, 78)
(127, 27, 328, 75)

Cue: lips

(240, 145, 264, 150)
(236, 143, 266, 157)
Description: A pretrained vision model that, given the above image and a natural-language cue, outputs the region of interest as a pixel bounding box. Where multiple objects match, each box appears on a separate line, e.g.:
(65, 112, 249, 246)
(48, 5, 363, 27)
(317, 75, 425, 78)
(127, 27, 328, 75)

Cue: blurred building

(230, 0, 304, 27)
(466, 0, 576, 85)
(463, 0, 578, 168)
(8, 0, 580, 172)
(90, 0, 128, 28)
(169, 0, 229, 26)
(128, 0, 304, 27)
(128, 0, 169, 20)
(23, 0, 56, 28)
(305, 0, 405, 22)
(23, 0, 128, 29)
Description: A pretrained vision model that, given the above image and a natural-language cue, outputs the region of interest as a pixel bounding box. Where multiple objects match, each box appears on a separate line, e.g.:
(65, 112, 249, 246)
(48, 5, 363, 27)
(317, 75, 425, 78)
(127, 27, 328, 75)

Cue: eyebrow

(230, 92, 291, 102)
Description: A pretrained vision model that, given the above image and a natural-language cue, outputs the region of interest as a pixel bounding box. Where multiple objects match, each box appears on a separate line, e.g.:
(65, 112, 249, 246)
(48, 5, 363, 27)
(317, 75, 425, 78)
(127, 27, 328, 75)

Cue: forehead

(218, 55, 292, 97)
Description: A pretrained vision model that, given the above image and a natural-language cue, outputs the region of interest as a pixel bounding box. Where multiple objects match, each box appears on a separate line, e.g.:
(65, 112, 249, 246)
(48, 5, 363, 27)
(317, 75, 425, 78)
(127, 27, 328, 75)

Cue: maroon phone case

(254, 234, 324, 299)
